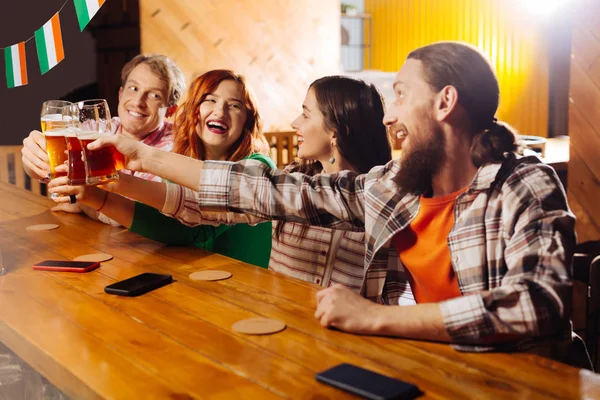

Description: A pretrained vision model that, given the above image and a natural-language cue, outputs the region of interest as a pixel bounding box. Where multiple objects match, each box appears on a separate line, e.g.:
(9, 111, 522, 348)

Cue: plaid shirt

(162, 161, 368, 291)
(185, 154, 575, 352)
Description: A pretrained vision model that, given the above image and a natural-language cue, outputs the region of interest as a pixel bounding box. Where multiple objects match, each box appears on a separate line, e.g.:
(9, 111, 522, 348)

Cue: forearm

(102, 172, 167, 211)
(141, 147, 204, 190)
(318, 286, 452, 342)
(82, 188, 135, 228)
(198, 160, 368, 230)
(79, 203, 122, 226)
(162, 182, 270, 227)
(131, 202, 223, 245)
(372, 303, 451, 342)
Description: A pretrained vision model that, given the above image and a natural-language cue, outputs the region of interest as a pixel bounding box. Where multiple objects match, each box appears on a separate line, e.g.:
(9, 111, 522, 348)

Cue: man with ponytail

(90, 42, 584, 366)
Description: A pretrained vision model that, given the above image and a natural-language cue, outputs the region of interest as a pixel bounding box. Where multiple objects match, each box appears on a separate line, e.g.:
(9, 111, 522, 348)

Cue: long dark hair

(408, 42, 519, 167)
(275, 76, 392, 239)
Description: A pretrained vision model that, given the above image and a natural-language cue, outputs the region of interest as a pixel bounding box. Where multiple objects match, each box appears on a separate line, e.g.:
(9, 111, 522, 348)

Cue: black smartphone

(316, 363, 422, 400)
(33, 260, 100, 273)
(104, 273, 173, 297)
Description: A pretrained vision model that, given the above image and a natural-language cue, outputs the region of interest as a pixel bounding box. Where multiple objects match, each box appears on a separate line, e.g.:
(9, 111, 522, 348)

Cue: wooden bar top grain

(0, 181, 598, 399)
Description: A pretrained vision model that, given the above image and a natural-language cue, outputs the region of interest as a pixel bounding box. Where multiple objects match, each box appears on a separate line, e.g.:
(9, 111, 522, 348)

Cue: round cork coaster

(73, 253, 113, 263)
(26, 224, 59, 231)
(232, 318, 286, 335)
(189, 270, 232, 281)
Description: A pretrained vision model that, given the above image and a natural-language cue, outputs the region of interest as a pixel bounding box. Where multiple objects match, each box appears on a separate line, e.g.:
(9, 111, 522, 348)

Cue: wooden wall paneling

(578, 3, 600, 40)
(569, 105, 600, 178)
(568, 190, 600, 243)
(571, 62, 600, 126)
(568, 0, 600, 242)
(139, 0, 340, 132)
(589, 57, 600, 88)
(571, 26, 600, 71)
(568, 150, 600, 239)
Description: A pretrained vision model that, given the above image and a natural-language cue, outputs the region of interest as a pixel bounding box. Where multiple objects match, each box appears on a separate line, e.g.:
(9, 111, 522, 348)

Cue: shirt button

(316, 279, 321, 284)
(320, 250, 327, 256)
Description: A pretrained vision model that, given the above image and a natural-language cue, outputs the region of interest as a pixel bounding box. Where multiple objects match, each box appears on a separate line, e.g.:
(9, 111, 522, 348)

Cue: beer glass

(66, 130, 87, 185)
(41, 101, 78, 197)
(74, 99, 123, 185)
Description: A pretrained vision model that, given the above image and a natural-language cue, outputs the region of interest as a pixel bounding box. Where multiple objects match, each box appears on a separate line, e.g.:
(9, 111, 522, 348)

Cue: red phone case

(33, 260, 100, 273)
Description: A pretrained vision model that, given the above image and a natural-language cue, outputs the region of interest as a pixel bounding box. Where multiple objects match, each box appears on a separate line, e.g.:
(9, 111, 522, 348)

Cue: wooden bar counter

(0, 181, 598, 399)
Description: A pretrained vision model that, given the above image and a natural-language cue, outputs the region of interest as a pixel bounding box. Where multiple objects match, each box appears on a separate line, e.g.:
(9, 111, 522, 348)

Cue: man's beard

(394, 119, 446, 196)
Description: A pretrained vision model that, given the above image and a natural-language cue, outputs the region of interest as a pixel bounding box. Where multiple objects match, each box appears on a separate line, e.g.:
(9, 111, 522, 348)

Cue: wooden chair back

(572, 241, 600, 370)
(263, 131, 297, 168)
(0, 145, 43, 195)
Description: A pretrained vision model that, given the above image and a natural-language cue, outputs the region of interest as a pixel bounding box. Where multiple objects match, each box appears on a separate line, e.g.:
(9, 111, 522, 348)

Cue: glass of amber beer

(74, 99, 124, 185)
(66, 129, 87, 185)
(40, 101, 77, 177)
(40, 100, 78, 195)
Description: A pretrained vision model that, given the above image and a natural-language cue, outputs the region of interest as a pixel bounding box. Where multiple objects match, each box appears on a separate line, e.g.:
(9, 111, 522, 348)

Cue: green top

(129, 153, 276, 268)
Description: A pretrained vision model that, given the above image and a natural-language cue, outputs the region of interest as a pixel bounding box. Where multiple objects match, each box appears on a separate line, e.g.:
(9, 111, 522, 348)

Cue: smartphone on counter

(316, 363, 422, 400)
(33, 260, 100, 273)
(104, 273, 173, 297)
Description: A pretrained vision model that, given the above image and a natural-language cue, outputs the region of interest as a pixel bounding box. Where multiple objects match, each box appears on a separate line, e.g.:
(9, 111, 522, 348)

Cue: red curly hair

(173, 70, 262, 161)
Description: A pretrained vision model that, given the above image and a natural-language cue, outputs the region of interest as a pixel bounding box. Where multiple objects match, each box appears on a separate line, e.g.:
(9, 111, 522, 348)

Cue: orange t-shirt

(392, 187, 467, 303)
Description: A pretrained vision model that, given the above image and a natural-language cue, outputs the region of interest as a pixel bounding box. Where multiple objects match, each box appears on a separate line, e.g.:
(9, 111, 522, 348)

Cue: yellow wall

(365, 0, 549, 137)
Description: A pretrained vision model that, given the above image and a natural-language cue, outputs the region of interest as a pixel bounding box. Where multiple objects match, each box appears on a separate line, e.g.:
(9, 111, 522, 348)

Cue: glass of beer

(66, 129, 87, 185)
(40, 100, 77, 180)
(74, 99, 124, 185)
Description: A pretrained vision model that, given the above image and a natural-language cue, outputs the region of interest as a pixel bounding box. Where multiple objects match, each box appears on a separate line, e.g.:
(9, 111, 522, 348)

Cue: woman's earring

(329, 142, 335, 164)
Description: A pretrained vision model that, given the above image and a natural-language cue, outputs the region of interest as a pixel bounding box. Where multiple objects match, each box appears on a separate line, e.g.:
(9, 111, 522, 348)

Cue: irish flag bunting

(34, 13, 65, 75)
(4, 42, 28, 88)
(2, 0, 107, 88)
(74, 0, 106, 31)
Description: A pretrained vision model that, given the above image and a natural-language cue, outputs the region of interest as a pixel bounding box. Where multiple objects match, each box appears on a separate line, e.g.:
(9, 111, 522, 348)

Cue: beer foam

(77, 130, 102, 140)
(41, 114, 75, 122)
(44, 129, 75, 137)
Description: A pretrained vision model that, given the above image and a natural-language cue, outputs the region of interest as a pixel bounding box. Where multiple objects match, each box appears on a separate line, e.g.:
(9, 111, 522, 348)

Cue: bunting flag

(4, 42, 28, 88)
(73, 0, 106, 31)
(2, 0, 107, 88)
(34, 13, 65, 75)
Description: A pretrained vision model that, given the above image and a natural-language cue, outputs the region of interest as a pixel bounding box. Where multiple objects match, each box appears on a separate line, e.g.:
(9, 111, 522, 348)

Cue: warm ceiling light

(522, 0, 575, 15)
